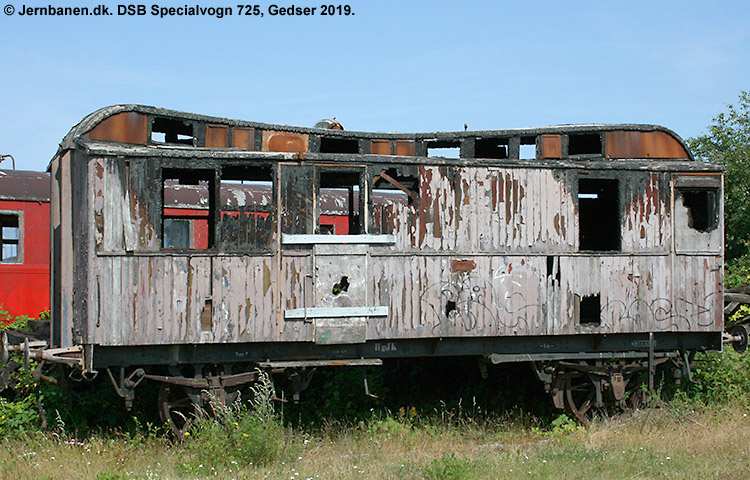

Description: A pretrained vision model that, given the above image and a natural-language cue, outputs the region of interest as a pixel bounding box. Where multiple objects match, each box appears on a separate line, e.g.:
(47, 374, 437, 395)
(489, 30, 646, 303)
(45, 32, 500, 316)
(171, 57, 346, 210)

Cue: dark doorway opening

(578, 178, 620, 251)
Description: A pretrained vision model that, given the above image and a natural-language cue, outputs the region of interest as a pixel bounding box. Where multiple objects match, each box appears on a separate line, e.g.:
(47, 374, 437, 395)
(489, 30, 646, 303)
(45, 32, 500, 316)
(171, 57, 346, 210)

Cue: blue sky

(1, 0, 748, 171)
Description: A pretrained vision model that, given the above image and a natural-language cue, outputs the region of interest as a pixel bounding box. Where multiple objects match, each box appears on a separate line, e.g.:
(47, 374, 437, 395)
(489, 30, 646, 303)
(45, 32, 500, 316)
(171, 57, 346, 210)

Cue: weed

(180, 370, 295, 471)
(549, 413, 584, 435)
(421, 452, 477, 480)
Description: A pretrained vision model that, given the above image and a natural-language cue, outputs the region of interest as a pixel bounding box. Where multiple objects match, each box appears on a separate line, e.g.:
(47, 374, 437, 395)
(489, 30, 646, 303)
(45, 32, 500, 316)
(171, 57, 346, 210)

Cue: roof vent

(314, 119, 345, 130)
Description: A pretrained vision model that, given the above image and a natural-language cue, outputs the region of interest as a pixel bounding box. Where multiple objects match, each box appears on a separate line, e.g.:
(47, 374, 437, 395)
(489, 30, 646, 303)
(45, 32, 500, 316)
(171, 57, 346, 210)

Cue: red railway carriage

(0, 170, 50, 320)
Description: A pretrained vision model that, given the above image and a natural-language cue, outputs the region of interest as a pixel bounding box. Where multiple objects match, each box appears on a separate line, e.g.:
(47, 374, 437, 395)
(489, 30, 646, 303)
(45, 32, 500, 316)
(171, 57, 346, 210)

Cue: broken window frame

(0, 211, 22, 263)
(577, 177, 621, 252)
(150, 117, 196, 146)
(218, 163, 276, 253)
(316, 166, 367, 235)
(161, 167, 216, 251)
(567, 133, 603, 157)
(675, 187, 719, 233)
(370, 166, 419, 235)
(426, 140, 461, 159)
(475, 138, 510, 159)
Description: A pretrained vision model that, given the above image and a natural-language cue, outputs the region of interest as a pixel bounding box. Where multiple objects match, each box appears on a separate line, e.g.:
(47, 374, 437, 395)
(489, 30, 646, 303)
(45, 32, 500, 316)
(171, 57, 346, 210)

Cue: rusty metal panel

(370, 139, 391, 155)
(605, 131, 688, 159)
(84, 111, 148, 145)
(231, 127, 255, 150)
(205, 125, 229, 148)
(541, 135, 562, 159)
(394, 140, 416, 156)
(262, 130, 309, 153)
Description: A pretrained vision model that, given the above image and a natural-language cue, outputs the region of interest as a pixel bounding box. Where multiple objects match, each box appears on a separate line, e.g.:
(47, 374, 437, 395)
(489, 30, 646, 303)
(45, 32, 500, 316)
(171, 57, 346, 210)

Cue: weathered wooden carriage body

(48, 105, 723, 422)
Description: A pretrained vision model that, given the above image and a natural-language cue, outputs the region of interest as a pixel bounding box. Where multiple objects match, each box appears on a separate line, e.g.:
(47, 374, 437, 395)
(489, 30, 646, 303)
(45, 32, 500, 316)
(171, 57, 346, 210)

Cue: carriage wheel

(563, 374, 597, 426)
(158, 383, 202, 439)
(731, 324, 750, 353)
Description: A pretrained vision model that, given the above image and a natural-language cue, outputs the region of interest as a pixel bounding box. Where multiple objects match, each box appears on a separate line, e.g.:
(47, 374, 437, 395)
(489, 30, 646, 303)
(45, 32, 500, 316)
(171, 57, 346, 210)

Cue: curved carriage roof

(54, 104, 697, 164)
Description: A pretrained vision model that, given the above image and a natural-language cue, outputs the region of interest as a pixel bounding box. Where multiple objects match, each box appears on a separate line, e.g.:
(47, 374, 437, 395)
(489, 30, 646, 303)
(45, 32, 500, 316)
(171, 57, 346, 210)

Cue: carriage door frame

(280, 163, 392, 344)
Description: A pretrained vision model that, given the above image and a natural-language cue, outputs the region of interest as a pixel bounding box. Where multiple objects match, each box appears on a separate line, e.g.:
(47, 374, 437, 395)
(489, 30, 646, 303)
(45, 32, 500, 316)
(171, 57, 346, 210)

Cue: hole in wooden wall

(678, 189, 718, 232)
(578, 178, 620, 251)
(577, 294, 601, 326)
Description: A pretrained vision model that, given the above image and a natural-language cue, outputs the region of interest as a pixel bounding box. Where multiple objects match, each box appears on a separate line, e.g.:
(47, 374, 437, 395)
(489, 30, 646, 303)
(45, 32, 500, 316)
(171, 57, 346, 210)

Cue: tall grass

(179, 370, 297, 474)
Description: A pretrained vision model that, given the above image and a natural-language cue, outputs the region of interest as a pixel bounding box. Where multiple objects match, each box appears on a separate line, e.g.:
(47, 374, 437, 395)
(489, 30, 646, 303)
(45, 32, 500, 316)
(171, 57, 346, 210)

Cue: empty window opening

(319, 171, 363, 235)
(0, 214, 20, 262)
(320, 137, 359, 154)
(569, 134, 601, 156)
(162, 169, 215, 250)
(427, 140, 460, 159)
(475, 138, 509, 159)
(371, 168, 418, 234)
(519, 136, 537, 159)
(372, 168, 417, 206)
(220, 165, 274, 250)
(332, 276, 350, 295)
(151, 117, 195, 145)
(578, 178, 620, 251)
(577, 294, 601, 326)
(678, 189, 718, 232)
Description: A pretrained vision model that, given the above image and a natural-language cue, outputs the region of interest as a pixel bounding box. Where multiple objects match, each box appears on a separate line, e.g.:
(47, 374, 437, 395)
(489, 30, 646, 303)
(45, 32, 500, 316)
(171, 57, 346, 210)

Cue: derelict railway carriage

(44, 105, 723, 431)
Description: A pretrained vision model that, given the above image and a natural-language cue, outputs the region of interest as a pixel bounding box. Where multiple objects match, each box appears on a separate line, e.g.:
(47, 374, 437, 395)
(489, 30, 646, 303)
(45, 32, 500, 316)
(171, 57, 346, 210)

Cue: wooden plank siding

(80, 152, 722, 347)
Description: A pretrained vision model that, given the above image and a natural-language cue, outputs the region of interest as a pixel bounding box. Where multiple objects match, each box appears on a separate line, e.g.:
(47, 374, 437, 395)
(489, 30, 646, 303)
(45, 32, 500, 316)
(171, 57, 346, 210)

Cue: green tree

(688, 91, 750, 263)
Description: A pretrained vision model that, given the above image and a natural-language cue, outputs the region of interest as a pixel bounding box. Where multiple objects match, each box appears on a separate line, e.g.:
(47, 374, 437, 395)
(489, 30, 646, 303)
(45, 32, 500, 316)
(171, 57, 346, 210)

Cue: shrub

(689, 349, 750, 406)
(180, 370, 293, 471)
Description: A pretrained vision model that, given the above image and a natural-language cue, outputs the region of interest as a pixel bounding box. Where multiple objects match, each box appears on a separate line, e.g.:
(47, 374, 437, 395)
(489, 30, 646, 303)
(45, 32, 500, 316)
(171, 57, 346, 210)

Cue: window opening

(578, 178, 620, 251)
(219, 165, 274, 250)
(0, 214, 20, 262)
(371, 168, 417, 234)
(319, 170, 362, 235)
(569, 134, 601, 156)
(319, 137, 359, 153)
(162, 169, 214, 250)
(677, 189, 718, 232)
(475, 138, 509, 159)
(519, 136, 536, 159)
(151, 117, 195, 145)
(427, 140, 460, 159)
(577, 294, 601, 326)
